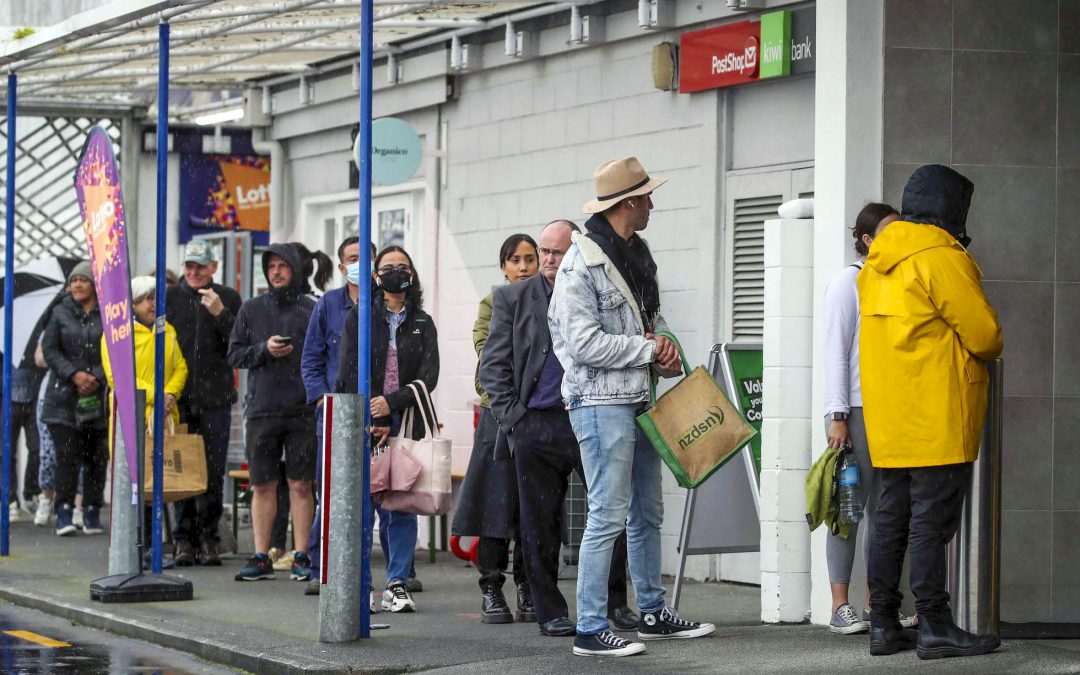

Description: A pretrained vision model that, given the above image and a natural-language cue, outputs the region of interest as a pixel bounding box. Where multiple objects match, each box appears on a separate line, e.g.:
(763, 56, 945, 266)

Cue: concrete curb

(0, 586, 401, 675)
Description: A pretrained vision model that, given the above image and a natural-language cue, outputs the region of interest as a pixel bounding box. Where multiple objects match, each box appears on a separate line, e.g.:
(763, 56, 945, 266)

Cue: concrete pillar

(760, 217, 814, 623)
(318, 394, 365, 643)
(810, 0, 885, 625)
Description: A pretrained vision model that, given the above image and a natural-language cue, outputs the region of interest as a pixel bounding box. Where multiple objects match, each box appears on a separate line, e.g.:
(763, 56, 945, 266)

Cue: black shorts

(245, 414, 316, 485)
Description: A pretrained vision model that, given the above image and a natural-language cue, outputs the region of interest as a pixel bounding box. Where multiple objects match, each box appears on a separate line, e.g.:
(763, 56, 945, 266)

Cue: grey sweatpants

(824, 407, 879, 584)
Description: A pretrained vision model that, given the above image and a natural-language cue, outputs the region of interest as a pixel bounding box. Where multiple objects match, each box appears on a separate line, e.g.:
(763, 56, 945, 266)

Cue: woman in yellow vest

(102, 276, 188, 427)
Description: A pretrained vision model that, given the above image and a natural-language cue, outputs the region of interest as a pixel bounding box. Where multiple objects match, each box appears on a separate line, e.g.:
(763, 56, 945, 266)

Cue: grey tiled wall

(884, 0, 1080, 623)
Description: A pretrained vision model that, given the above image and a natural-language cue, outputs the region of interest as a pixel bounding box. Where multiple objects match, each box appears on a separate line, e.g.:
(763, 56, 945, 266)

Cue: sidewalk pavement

(1, 518, 1078, 674)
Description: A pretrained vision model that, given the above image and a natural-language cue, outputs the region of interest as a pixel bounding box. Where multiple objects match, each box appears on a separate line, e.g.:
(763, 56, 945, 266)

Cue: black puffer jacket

(166, 278, 243, 413)
(335, 294, 439, 440)
(227, 244, 315, 418)
(901, 164, 975, 247)
(40, 294, 106, 429)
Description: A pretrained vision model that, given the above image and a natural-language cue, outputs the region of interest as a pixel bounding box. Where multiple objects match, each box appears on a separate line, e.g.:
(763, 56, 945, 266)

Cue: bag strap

(405, 382, 436, 438)
(409, 380, 442, 435)
(392, 403, 414, 443)
(654, 330, 692, 376)
(647, 330, 692, 404)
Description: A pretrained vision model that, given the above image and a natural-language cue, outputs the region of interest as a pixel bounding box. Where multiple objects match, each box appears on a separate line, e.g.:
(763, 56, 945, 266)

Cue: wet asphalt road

(0, 603, 243, 674)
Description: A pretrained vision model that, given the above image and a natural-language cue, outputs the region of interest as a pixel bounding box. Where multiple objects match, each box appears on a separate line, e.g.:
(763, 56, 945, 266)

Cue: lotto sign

(679, 20, 760, 93)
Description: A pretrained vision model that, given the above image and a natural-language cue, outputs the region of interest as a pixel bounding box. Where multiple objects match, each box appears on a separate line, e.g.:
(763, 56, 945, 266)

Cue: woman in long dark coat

(452, 234, 539, 624)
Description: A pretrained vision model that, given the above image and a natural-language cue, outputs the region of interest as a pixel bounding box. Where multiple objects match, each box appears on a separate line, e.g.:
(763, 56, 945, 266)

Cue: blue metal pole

(151, 22, 169, 574)
(2, 73, 16, 557)
(358, 0, 373, 638)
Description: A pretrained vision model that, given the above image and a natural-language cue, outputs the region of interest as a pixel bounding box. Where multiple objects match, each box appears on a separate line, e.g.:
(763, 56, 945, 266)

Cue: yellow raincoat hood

(858, 221, 1002, 468)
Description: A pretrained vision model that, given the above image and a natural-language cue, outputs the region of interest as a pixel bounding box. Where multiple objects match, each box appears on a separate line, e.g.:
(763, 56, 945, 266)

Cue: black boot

(870, 624, 917, 656)
(481, 582, 513, 624)
(916, 616, 1001, 660)
(515, 582, 537, 623)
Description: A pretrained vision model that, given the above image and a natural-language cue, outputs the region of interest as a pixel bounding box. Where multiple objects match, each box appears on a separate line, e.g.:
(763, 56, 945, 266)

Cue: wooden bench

(229, 469, 252, 541)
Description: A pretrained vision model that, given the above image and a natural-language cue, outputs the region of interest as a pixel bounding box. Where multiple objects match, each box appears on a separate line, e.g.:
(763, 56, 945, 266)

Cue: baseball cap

(183, 240, 216, 266)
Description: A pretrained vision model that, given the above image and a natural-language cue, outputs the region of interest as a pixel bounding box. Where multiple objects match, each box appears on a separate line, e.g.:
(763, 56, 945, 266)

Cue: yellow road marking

(3, 630, 72, 648)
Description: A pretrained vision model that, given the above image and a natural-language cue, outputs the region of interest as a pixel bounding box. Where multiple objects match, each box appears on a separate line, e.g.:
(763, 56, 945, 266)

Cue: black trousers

(11, 402, 40, 500)
(513, 408, 629, 624)
(477, 536, 527, 589)
(49, 423, 108, 509)
(174, 405, 232, 546)
(868, 463, 972, 626)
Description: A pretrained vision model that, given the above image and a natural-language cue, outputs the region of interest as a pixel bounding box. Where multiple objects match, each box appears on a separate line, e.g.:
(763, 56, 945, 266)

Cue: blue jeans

(569, 404, 666, 635)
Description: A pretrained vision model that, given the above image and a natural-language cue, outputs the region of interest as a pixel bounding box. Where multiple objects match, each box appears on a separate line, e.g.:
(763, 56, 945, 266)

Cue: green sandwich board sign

(759, 10, 792, 80)
(723, 347, 763, 474)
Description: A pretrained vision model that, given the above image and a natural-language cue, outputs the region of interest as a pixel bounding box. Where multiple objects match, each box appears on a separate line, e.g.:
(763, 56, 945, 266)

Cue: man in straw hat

(549, 157, 716, 657)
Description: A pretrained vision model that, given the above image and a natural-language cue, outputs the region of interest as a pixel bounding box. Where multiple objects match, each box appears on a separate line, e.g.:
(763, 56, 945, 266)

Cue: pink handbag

(369, 438, 422, 495)
(376, 382, 453, 516)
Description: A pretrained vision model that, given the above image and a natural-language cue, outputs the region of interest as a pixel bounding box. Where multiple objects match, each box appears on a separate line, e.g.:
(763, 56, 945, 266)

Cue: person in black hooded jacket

(227, 243, 316, 582)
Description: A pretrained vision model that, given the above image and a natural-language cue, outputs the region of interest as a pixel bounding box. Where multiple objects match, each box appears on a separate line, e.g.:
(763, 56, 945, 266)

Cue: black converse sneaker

(573, 630, 646, 657)
(637, 606, 716, 640)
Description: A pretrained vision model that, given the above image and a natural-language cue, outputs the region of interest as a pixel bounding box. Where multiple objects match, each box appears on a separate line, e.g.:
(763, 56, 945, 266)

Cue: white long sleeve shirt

(823, 261, 863, 417)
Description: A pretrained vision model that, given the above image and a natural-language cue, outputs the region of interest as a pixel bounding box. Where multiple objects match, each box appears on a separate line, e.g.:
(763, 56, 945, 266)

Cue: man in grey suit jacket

(481, 220, 633, 638)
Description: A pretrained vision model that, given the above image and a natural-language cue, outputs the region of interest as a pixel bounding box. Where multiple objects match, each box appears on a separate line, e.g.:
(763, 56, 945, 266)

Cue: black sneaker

(573, 630, 646, 657)
(290, 551, 313, 581)
(234, 553, 275, 581)
(637, 606, 716, 640)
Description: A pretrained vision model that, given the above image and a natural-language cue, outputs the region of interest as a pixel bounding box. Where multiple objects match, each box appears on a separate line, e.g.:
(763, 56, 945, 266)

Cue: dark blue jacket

(301, 285, 355, 404)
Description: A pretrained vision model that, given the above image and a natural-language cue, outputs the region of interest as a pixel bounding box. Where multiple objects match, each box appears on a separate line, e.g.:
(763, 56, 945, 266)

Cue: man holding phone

(167, 240, 243, 566)
(228, 244, 316, 582)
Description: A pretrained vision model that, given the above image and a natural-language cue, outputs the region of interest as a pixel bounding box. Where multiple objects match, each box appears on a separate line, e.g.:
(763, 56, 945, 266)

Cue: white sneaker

(8, 503, 21, 523)
(33, 498, 52, 526)
(72, 507, 85, 530)
(370, 591, 379, 614)
(381, 582, 416, 613)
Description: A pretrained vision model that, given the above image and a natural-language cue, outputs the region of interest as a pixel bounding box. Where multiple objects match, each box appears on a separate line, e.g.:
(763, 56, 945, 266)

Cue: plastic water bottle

(838, 450, 863, 525)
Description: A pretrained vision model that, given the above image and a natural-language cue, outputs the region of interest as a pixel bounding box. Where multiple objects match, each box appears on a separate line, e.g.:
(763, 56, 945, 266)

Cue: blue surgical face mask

(345, 261, 361, 285)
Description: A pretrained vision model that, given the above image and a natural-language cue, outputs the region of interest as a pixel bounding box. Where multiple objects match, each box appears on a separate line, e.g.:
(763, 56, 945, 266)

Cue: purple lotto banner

(73, 127, 139, 484)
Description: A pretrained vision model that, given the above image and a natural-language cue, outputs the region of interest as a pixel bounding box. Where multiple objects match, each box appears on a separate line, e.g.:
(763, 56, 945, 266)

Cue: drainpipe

(251, 127, 284, 241)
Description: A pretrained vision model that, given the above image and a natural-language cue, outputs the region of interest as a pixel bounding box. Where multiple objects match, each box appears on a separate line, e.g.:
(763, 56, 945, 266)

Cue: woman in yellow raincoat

(101, 275, 188, 428)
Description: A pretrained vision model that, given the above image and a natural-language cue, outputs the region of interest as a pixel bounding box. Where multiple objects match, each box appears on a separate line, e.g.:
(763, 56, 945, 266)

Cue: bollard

(319, 394, 364, 643)
(947, 358, 1003, 636)
(108, 401, 139, 576)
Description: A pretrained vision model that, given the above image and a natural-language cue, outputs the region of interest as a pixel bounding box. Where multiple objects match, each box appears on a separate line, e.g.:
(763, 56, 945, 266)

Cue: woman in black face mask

(336, 245, 439, 613)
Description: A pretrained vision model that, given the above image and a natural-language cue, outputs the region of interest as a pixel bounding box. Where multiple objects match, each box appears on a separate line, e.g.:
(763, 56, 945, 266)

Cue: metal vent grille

(732, 195, 782, 342)
(0, 115, 122, 265)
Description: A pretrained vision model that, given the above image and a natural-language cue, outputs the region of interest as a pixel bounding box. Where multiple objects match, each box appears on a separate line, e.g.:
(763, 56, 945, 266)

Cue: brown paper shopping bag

(636, 333, 757, 489)
(143, 419, 208, 503)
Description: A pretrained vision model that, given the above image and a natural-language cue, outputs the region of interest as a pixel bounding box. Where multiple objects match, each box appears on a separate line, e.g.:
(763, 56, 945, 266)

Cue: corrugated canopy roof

(0, 0, 553, 112)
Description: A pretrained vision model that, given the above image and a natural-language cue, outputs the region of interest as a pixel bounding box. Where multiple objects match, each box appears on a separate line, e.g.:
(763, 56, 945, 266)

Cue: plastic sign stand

(91, 389, 193, 603)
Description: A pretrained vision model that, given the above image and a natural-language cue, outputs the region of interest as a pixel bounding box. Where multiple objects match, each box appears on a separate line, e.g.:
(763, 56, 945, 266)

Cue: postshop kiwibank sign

(679, 8, 815, 94)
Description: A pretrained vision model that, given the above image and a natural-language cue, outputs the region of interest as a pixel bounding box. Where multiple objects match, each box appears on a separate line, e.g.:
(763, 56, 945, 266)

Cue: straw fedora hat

(582, 156, 667, 214)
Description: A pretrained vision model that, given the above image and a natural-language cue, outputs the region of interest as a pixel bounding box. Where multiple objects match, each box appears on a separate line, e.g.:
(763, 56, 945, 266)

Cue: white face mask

(345, 261, 361, 285)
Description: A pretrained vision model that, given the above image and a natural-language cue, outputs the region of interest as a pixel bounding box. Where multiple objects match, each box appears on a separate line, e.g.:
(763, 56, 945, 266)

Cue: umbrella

(0, 256, 82, 369)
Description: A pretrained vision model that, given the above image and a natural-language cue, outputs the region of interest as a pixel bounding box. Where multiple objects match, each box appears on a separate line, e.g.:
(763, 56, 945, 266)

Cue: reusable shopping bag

(636, 332, 758, 489)
(376, 381, 453, 516)
(143, 417, 208, 503)
(370, 429, 423, 495)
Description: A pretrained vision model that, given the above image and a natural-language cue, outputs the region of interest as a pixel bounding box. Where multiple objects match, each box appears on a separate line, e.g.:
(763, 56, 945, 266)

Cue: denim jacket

(548, 232, 670, 410)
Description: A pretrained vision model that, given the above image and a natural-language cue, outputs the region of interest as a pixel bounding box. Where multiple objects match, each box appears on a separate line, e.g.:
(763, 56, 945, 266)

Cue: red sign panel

(679, 20, 760, 93)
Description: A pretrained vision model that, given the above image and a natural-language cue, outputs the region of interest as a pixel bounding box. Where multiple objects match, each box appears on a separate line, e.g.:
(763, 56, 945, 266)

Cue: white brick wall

(760, 218, 815, 623)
